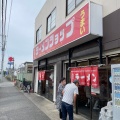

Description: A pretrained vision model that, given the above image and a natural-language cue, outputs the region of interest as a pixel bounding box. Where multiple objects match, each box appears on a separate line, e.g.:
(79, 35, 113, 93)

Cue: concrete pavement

(0, 78, 50, 120)
(0, 78, 87, 120)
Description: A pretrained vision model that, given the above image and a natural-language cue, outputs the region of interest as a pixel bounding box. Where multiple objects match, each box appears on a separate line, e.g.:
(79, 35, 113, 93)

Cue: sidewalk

(0, 77, 14, 87)
(24, 92, 87, 120)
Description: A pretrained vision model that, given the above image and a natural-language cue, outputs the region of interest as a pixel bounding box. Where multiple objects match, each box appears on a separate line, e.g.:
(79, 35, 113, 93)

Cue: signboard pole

(90, 78, 92, 120)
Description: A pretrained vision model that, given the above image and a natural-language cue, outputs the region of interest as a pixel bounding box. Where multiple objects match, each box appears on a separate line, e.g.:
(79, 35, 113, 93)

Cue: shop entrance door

(77, 67, 111, 120)
(38, 69, 54, 102)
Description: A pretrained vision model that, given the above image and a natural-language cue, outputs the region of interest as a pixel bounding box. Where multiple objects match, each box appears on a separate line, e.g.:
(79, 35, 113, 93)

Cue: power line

(0, 0, 14, 81)
(4, 0, 7, 35)
(6, 0, 13, 38)
(5, 0, 13, 76)
(2, 0, 4, 45)
(3, 0, 7, 49)
(4, 0, 13, 66)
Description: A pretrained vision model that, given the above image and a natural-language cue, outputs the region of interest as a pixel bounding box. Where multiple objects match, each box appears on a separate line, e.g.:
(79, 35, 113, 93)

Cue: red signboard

(38, 71, 46, 80)
(33, 3, 89, 60)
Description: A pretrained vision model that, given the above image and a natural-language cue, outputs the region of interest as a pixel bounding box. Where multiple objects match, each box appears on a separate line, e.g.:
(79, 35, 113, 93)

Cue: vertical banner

(70, 68, 75, 82)
(91, 66, 99, 88)
(84, 67, 91, 86)
(38, 71, 41, 80)
(79, 67, 86, 85)
(38, 71, 46, 80)
(70, 68, 80, 83)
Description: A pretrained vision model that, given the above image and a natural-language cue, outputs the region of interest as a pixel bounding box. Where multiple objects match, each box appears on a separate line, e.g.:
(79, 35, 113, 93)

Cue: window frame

(66, 0, 83, 16)
(36, 26, 42, 44)
(46, 8, 56, 34)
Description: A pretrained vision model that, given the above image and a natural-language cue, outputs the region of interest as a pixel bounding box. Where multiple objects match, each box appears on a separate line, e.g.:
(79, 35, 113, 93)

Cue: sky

(4, 0, 46, 69)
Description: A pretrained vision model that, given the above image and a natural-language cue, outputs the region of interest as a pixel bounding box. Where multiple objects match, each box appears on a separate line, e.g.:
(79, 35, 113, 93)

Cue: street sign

(8, 57, 14, 62)
(8, 62, 14, 65)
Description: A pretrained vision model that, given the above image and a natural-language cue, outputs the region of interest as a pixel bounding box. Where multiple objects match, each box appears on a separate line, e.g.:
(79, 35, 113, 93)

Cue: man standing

(62, 80, 79, 120)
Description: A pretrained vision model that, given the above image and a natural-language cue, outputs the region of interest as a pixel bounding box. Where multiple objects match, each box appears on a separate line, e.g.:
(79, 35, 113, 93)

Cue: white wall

(91, 0, 119, 17)
(34, 0, 66, 46)
(34, 68, 38, 93)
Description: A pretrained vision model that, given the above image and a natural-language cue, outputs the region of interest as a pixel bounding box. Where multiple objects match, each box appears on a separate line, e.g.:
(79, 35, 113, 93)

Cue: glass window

(67, 0, 83, 15)
(77, 61, 89, 66)
(47, 16, 51, 33)
(90, 58, 106, 65)
(27, 70, 32, 73)
(51, 10, 56, 29)
(47, 8, 56, 33)
(76, 0, 83, 5)
(67, 0, 75, 14)
(36, 26, 42, 43)
(108, 56, 120, 64)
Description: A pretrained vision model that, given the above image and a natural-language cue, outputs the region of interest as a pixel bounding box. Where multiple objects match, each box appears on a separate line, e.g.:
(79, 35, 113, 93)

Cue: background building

(33, 0, 120, 119)
(17, 62, 33, 82)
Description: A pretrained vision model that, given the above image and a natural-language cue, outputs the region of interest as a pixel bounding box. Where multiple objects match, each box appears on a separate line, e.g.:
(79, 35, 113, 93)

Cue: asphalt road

(0, 79, 50, 120)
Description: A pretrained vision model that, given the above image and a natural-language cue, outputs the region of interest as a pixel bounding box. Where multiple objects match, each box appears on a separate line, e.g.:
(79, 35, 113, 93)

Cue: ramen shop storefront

(33, 2, 103, 112)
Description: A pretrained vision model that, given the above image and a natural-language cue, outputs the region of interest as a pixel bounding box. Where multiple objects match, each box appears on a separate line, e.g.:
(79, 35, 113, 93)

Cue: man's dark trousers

(62, 101, 73, 120)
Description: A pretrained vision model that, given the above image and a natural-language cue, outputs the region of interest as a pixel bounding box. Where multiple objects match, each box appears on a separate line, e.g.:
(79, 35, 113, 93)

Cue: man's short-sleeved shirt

(62, 83, 78, 105)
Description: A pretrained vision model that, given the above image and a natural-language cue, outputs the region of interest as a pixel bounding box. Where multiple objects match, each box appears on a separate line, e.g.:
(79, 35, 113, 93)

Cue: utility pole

(1, 0, 4, 82)
(1, 35, 6, 81)
(0, 0, 1, 82)
(1, 0, 7, 82)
